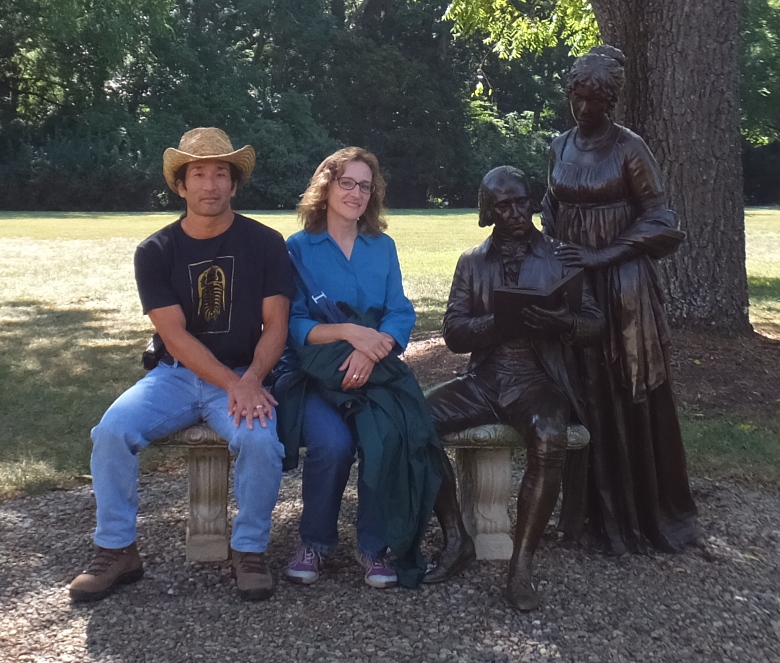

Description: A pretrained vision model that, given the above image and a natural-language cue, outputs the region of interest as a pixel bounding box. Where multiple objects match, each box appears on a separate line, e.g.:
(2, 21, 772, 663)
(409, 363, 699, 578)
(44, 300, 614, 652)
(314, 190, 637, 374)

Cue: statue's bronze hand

(554, 243, 603, 268)
(521, 304, 574, 334)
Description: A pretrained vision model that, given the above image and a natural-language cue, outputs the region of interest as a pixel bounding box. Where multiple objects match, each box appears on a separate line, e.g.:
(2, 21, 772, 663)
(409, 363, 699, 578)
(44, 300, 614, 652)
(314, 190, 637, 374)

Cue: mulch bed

(405, 329, 780, 432)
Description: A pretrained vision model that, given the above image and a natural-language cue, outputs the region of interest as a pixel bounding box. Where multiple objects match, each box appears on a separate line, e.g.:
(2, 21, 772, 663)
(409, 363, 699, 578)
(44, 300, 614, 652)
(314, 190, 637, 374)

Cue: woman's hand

(555, 242, 637, 269)
(554, 243, 604, 269)
(345, 325, 395, 362)
(339, 350, 376, 390)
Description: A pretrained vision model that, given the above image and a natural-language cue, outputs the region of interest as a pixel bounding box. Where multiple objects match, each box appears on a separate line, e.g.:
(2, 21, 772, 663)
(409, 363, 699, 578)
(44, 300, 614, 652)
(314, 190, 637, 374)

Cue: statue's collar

(487, 226, 544, 258)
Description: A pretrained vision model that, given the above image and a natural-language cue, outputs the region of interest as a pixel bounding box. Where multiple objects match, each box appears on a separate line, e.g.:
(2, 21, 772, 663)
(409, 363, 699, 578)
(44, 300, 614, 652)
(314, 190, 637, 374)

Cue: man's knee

(91, 404, 141, 455)
(527, 416, 568, 458)
(425, 376, 487, 435)
(231, 425, 285, 463)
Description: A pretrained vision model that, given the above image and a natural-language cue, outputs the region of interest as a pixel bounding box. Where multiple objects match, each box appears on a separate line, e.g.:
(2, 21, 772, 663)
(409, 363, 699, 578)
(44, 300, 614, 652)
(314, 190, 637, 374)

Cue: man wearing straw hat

(70, 128, 295, 602)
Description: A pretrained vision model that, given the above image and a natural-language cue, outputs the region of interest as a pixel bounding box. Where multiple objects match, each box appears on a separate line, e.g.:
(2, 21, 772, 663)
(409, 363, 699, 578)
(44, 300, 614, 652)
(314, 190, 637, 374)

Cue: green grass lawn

(745, 207, 780, 336)
(1, 208, 778, 498)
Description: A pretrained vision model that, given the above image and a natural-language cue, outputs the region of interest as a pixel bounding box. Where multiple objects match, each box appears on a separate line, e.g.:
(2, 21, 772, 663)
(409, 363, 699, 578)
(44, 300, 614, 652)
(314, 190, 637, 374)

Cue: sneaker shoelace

(368, 557, 391, 573)
(299, 547, 319, 565)
(85, 548, 121, 576)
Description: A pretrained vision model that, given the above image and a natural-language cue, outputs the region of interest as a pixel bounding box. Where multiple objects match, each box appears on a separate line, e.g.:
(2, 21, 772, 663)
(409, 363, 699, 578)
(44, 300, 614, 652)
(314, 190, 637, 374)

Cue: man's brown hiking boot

(231, 550, 275, 601)
(69, 543, 143, 602)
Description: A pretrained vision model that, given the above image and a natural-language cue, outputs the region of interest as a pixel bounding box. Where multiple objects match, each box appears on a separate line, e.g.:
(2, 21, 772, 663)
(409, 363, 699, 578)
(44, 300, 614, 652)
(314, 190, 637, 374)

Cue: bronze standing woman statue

(543, 45, 698, 554)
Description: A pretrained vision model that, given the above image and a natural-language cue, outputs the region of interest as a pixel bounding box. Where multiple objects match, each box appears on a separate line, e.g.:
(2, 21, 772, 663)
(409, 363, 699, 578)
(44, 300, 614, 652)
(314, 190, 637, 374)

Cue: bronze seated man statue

(423, 165, 604, 610)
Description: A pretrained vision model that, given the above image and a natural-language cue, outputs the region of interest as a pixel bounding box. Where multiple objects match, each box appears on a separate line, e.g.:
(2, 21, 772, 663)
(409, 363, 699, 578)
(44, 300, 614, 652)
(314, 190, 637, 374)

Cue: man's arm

(147, 294, 290, 428)
(148, 305, 239, 389)
(442, 252, 502, 354)
(229, 294, 290, 426)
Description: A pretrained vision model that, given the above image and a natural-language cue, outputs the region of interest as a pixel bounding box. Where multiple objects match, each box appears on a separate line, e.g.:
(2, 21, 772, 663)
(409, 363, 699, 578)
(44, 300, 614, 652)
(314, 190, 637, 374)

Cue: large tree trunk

(591, 0, 751, 332)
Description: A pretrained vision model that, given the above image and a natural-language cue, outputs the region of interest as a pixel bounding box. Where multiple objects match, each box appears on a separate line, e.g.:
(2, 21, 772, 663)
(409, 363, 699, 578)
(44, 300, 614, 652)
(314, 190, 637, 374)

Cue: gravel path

(2, 464, 779, 663)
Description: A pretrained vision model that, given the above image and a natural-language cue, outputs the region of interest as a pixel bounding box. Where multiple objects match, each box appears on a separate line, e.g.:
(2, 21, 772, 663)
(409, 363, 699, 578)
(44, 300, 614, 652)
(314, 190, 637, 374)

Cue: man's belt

(159, 353, 186, 369)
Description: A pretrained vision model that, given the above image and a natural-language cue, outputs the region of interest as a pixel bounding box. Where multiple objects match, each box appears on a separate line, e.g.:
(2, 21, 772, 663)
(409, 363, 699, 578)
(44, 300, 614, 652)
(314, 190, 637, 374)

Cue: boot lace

(84, 548, 121, 576)
(238, 552, 268, 574)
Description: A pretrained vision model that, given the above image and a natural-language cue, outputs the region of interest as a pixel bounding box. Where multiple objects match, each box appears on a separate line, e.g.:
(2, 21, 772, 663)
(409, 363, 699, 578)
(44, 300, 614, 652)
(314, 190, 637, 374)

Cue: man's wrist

(241, 366, 265, 384)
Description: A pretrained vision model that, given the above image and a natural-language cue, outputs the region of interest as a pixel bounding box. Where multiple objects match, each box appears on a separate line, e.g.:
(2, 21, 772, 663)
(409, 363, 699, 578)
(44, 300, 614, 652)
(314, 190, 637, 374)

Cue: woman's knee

(304, 425, 355, 465)
(302, 394, 355, 463)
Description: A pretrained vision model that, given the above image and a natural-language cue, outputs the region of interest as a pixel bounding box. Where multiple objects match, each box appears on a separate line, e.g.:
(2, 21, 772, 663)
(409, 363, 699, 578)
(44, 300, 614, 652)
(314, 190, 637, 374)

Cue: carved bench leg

(186, 446, 230, 562)
(456, 448, 514, 561)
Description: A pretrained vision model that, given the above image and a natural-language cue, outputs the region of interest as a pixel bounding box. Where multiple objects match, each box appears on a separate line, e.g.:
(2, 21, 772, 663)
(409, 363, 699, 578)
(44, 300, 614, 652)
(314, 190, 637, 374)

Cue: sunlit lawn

(744, 207, 780, 336)
(1, 208, 778, 498)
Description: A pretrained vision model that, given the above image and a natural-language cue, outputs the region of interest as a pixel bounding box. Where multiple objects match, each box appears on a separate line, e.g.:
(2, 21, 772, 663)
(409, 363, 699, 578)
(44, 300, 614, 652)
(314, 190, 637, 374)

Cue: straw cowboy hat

(162, 127, 256, 193)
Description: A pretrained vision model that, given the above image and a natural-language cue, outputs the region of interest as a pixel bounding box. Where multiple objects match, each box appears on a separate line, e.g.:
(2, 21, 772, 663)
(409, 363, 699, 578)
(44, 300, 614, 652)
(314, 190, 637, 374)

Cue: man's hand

(345, 326, 395, 362)
(339, 350, 376, 390)
(228, 373, 278, 429)
(521, 305, 575, 335)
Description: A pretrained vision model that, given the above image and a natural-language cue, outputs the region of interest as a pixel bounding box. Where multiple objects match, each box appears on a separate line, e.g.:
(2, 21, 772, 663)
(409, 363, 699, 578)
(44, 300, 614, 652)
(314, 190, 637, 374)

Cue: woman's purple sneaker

(354, 552, 397, 589)
(285, 546, 324, 585)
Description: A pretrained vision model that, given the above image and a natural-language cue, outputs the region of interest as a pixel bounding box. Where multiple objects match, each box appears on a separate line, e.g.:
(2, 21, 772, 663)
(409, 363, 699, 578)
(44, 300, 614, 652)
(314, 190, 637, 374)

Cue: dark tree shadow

(0, 300, 149, 482)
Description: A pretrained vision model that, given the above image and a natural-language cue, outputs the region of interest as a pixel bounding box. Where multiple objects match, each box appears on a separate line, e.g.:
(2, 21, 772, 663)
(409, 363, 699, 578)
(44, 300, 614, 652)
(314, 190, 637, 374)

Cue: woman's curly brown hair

(566, 44, 626, 113)
(297, 147, 388, 236)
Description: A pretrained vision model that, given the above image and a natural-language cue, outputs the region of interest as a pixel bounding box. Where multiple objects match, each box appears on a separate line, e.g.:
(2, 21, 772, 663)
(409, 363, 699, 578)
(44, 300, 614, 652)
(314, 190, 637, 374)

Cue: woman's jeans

(90, 362, 284, 553)
(299, 392, 385, 559)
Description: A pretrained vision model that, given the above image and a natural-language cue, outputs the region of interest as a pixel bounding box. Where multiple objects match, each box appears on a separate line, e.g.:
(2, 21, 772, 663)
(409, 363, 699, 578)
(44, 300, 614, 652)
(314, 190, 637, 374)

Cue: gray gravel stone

(1, 463, 779, 662)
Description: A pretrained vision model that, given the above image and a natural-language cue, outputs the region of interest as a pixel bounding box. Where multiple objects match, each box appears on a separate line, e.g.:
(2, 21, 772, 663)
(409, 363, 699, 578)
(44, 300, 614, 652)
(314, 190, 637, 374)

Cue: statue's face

(488, 176, 534, 239)
(570, 83, 610, 131)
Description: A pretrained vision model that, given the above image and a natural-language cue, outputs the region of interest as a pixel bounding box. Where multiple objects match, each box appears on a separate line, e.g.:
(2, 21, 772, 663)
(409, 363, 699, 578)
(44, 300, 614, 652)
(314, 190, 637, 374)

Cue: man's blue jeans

(299, 392, 386, 559)
(90, 362, 284, 553)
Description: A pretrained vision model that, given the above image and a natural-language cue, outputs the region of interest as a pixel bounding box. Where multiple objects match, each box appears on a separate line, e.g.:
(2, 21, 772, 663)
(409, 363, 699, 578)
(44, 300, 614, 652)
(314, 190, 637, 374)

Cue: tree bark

(591, 0, 750, 332)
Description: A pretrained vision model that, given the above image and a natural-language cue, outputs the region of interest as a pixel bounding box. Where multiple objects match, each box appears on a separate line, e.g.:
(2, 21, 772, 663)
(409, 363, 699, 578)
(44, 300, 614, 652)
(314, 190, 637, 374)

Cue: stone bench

(440, 423, 590, 561)
(152, 424, 230, 563)
(152, 420, 588, 565)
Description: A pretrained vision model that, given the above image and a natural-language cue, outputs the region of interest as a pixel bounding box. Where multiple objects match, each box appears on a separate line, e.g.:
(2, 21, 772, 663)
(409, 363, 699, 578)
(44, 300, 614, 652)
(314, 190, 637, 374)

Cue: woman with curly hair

(543, 45, 698, 555)
(278, 147, 441, 589)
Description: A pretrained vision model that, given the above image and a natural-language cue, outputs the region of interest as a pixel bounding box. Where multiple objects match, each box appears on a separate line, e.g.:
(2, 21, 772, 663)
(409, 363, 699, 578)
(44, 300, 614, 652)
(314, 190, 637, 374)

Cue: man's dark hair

(478, 166, 533, 228)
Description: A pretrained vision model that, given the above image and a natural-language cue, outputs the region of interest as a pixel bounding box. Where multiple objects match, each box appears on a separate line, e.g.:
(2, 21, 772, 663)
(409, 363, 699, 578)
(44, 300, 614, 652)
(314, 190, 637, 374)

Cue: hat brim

(163, 145, 256, 193)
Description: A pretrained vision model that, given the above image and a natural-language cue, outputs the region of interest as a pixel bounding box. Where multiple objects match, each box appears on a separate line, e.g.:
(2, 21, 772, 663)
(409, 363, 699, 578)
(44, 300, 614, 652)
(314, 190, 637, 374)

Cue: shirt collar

(487, 226, 545, 258)
(309, 229, 370, 244)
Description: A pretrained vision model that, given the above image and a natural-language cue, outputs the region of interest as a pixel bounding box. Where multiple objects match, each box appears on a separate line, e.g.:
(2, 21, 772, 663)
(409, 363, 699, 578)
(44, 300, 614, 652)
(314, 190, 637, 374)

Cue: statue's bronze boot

(423, 534, 476, 584)
(505, 442, 566, 610)
(506, 560, 540, 611)
(423, 448, 476, 584)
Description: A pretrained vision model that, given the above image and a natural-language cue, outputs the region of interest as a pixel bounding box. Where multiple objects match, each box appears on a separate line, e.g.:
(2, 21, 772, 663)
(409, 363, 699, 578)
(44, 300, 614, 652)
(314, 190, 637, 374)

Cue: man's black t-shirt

(134, 213, 295, 368)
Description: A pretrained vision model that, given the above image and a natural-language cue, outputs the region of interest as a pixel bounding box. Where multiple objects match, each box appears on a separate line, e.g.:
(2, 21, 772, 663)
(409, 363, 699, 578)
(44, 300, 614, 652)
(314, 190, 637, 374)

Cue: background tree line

(1, 0, 777, 213)
(0, 0, 566, 210)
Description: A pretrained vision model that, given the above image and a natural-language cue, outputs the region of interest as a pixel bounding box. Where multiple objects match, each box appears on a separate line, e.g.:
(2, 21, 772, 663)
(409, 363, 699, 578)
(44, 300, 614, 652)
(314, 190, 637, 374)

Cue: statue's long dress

(543, 123, 698, 554)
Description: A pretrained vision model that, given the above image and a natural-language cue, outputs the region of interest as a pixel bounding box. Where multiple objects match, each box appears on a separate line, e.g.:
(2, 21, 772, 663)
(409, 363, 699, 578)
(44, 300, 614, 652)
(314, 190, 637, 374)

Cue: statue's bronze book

(493, 268, 584, 338)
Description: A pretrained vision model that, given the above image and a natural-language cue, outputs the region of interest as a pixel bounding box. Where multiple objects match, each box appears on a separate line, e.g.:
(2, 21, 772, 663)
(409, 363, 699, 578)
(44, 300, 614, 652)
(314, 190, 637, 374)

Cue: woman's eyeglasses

(336, 177, 375, 195)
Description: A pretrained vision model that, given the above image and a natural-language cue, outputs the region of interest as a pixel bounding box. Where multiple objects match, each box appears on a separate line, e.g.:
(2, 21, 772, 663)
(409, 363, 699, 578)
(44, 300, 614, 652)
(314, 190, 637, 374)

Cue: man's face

(488, 177, 534, 239)
(176, 159, 236, 218)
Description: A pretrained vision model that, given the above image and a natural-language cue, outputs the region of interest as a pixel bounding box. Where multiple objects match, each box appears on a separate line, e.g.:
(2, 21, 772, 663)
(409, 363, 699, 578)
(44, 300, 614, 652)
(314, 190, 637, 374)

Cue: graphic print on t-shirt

(188, 256, 234, 334)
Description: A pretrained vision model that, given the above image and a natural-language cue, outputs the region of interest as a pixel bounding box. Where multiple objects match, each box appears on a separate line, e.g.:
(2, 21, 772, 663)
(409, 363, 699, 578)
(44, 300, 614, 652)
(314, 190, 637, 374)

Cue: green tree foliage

(444, 0, 600, 59)
(1, 0, 569, 210)
(741, 0, 780, 204)
(446, 0, 780, 206)
(741, 0, 780, 146)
